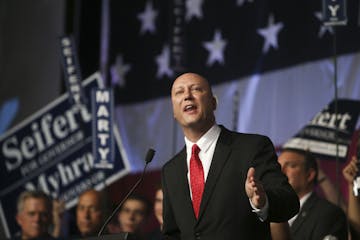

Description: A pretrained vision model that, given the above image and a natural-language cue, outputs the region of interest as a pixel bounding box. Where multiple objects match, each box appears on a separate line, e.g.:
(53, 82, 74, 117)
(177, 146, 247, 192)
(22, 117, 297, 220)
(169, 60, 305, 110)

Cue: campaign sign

(60, 35, 86, 107)
(92, 88, 115, 169)
(0, 72, 130, 238)
(322, 0, 347, 26)
(283, 99, 360, 161)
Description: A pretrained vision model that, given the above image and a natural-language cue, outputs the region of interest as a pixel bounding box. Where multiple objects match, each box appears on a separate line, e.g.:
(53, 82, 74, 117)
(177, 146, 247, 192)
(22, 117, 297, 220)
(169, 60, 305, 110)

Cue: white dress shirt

(185, 124, 221, 185)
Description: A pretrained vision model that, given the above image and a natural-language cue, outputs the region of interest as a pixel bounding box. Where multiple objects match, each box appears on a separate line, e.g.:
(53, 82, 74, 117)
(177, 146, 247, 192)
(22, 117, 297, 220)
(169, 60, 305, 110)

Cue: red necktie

(190, 144, 204, 218)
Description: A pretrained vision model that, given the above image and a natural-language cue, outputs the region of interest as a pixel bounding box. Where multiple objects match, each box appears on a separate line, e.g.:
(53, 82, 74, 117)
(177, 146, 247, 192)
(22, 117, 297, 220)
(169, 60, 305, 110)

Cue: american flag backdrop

(105, 0, 360, 99)
(77, 0, 360, 173)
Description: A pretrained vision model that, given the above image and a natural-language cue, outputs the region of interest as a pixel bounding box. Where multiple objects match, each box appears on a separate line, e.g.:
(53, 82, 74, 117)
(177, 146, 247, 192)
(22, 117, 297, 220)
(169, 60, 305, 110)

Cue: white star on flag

(257, 14, 284, 54)
(110, 55, 131, 87)
(203, 30, 227, 66)
(237, 0, 254, 7)
(186, 0, 204, 22)
(155, 45, 174, 79)
(137, 1, 158, 35)
(314, 12, 334, 38)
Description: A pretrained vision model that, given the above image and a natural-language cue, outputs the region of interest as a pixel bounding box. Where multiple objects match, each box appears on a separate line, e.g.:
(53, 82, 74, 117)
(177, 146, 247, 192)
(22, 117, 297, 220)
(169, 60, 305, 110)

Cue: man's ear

(307, 168, 316, 184)
(15, 213, 22, 226)
(212, 96, 218, 110)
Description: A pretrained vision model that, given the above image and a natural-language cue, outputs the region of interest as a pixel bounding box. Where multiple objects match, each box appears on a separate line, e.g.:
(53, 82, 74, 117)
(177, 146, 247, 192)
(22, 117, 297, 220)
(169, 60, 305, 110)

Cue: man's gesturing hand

(245, 167, 266, 209)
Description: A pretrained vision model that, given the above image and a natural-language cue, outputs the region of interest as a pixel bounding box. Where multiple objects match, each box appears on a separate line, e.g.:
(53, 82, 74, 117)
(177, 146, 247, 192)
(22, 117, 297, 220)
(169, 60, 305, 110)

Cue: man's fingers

(247, 167, 255, 180)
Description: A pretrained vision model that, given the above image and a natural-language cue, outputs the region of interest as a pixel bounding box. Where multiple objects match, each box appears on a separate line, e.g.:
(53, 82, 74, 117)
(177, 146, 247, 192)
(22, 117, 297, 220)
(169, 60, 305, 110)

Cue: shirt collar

(185, 124, 221, 154)
(299, 191, 312, 209)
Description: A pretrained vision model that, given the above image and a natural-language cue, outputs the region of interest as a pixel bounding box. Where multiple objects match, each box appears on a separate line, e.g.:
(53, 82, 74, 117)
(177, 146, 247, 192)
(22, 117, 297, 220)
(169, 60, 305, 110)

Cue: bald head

(171, 72, 217, 141)
(171, 73, 212, 94)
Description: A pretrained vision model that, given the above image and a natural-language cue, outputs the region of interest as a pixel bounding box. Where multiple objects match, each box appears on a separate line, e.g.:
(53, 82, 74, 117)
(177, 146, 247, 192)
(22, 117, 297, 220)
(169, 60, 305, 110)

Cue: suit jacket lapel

(197, 127, 232, 221)
(291, 192, 316, 234)
(176, 148, 198, 222)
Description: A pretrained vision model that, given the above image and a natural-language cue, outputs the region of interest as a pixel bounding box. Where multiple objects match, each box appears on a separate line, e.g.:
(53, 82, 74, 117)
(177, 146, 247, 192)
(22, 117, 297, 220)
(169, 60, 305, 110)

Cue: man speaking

(161, 73, 299, 239)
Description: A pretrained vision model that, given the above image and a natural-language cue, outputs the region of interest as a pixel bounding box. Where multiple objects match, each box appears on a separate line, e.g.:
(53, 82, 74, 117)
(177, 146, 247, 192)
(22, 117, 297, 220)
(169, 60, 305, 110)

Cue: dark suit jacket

(290, 192, 348, 240)
(161, 126, 299, 240)
(147, 228, 164, 240)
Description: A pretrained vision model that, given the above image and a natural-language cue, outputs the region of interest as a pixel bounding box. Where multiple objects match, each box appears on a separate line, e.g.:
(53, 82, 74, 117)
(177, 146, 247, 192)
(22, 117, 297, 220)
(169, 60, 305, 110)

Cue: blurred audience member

(12, 190, 58, 240)
(274, 148, 348, 240)
(76, 189, 108, 238)
(117, 195, 150, 239)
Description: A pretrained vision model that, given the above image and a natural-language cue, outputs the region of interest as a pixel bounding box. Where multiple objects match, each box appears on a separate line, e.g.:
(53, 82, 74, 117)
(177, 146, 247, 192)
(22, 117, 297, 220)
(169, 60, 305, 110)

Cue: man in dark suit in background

(161, 72, 299, 240)
(277, 148, 348, 240)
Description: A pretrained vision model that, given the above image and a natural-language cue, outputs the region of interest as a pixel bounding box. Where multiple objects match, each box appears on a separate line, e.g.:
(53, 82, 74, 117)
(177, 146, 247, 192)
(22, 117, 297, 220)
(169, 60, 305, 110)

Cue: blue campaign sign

(322, 0, 347, 26)
(0, 72, 130, 238)
(92, 88, 115, 169)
